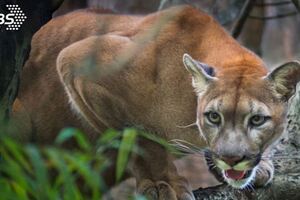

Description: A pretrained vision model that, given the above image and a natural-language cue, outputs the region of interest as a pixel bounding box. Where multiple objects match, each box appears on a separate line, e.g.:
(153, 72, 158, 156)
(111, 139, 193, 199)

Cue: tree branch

(292, 0, 300, 12)
(231, 0, 254, 38)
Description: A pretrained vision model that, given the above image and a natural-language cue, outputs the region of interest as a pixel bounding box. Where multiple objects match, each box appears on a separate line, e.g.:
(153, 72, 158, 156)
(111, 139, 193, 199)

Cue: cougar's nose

(220, 156, 244, 166)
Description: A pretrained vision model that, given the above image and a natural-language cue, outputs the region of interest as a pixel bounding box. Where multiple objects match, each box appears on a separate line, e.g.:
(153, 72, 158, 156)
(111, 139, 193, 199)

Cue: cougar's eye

(249, 115, 270, 127)
(205, 111, 221, 125)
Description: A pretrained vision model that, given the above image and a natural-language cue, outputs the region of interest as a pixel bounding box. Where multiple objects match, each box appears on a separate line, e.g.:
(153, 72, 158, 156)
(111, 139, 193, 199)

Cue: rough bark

(0, 0, 63, 125)
(193, 83, 300, 199)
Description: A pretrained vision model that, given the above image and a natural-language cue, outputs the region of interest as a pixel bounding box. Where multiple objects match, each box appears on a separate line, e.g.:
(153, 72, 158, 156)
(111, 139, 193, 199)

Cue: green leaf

(116, 128, 137, 182)
(11, 181, 29, 200)
(138, 131, 172, 151)
(46, 148, 81, 200)
(2, 137, 31, 172)
(55, 128, 90, 151)
(0, 179, 18, 200)
(63, 153, 102, 199)
(0, 146, 30, 193)
(25, 145, 49, 199)
(98, 129, 121, 144)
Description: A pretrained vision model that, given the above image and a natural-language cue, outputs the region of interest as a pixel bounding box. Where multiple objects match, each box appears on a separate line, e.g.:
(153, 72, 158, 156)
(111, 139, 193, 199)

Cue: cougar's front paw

(137, 179, 195, 200)
(254, 159, 274, 187)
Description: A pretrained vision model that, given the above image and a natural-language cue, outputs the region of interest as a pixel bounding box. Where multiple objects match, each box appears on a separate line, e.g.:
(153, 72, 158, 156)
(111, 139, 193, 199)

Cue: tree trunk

(193, 83, 300, 199)
(238, 0, 265, 56)
(0, 0, 63, 128)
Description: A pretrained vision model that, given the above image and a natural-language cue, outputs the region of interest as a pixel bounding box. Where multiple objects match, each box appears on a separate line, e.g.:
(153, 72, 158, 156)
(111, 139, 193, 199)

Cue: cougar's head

(183, 53, 300, 188)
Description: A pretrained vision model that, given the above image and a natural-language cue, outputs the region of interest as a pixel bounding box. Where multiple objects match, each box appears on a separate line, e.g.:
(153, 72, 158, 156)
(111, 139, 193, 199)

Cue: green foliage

(116, 128, 137, 183)
(0, 127, 172, 200)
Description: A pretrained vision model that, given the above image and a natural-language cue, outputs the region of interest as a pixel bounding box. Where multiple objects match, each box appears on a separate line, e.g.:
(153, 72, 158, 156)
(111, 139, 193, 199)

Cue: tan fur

(13, 5, 300, 199)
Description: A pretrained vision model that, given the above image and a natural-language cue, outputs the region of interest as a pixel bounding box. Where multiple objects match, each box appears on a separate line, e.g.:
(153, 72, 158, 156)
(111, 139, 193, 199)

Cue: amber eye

(249, 115, 269, 127)
(205, 111, 221, 125)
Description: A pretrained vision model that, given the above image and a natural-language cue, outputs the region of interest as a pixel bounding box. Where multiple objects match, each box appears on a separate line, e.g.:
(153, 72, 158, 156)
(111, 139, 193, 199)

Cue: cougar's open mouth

(224, 168, 252, 180)
(204, 150, 259, 189)
(222, 168, 257, 189)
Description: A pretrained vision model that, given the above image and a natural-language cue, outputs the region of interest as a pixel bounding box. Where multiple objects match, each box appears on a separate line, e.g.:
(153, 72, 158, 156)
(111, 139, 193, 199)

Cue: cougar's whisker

(256, 168, 263, 176)
(248, 183, 255, 193)
(170, 139, 206, 153)
(176, 122, 197, 129)
(169, 145, 204, 155)
(243, 185, 251, 193)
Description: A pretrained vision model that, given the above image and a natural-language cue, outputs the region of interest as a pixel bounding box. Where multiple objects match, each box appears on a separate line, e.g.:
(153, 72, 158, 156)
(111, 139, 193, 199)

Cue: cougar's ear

(183, 53, 216, 93)
(266, 61, 300, 101)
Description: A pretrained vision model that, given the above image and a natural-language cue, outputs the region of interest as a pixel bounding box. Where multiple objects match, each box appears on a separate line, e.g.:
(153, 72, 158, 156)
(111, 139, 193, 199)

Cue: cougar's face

(197, 79, 286, 188)
(183, 53, 300, 188)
